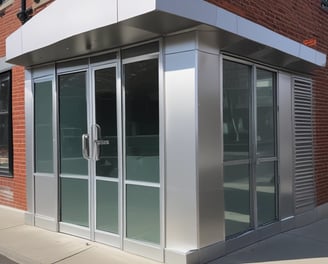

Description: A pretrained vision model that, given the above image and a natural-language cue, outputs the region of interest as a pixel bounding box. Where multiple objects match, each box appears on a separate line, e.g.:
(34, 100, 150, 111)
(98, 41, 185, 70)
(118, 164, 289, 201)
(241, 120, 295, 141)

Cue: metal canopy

(6, 0, 326, 72)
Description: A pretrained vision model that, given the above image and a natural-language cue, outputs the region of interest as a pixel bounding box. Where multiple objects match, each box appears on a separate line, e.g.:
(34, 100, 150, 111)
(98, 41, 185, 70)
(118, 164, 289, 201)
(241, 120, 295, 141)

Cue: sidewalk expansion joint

(0, 225, 24, 231)
(51, 246, 94, 264)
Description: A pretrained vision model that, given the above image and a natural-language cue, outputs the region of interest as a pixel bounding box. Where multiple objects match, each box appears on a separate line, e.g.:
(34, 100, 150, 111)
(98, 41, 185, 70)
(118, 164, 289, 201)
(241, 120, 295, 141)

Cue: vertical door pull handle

(94, 124, 101, 161)
(82, 134, 90, 160)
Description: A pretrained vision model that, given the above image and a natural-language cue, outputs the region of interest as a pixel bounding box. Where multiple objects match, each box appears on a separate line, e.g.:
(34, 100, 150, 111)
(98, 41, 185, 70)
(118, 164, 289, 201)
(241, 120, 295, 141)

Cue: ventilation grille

(293, 78, 316, 213)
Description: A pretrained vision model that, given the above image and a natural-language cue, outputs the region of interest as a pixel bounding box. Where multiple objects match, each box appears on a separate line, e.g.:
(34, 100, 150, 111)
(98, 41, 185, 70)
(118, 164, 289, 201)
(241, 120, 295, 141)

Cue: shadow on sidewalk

(211, 219, 328, 264)
(0, 254, 17, 264)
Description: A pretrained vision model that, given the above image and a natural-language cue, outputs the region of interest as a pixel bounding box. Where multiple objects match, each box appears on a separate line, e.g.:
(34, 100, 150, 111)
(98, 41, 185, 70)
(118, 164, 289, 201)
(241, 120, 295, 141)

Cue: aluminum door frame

(89, 61, 122, 248)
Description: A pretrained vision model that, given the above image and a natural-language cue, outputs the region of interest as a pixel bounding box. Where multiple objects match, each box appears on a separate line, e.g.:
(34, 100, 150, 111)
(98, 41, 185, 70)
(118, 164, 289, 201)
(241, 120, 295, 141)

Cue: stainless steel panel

(7, 0, 325, 73)
(32, 65, 55, 79)
(94, 231, 120, 248)
(35, 215, 57, 231)
(164, 31, 197, 55)
(197, 50, 224, 247)
(35, 175, 57, 218)
(0, 57, 12, 72)
(124, 239, 163, 262)
(22, 0, 118, 58)
(59, 222, 90, 240)
(165, 46, 198, 250)
(118, 0, 156, 21)
(278, 73, 294, 219)
(197, 30, 220, 55)
(25, 70, 34, 219)
(165, 248, 200, 264)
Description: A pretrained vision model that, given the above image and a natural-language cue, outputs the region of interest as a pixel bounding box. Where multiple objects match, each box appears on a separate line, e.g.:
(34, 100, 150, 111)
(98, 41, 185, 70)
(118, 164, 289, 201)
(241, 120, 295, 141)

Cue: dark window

(0, 71, 13, 176)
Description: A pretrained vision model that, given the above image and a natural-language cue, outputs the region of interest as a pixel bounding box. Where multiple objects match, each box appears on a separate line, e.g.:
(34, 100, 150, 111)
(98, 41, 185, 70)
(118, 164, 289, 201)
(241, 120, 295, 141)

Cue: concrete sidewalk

(0, 206, 160, 264)
(1, 205, 328, 264)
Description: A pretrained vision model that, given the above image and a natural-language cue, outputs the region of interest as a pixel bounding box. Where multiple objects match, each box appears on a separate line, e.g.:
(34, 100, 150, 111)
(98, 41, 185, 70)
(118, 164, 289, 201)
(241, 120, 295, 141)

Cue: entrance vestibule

(33, 43, 163, 261)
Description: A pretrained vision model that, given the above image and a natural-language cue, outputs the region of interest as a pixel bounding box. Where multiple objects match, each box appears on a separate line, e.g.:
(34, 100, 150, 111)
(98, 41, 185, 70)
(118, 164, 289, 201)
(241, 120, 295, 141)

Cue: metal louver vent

(293, 77, 316, 213)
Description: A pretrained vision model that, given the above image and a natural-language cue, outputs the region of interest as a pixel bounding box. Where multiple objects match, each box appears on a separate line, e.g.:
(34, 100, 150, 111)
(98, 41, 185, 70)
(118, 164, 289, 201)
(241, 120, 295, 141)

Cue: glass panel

(60, 178, 89, 227)
(256, 69, 276, 157)
(95, 68, 118, 178)
(34, 81, 53, 173)
(224, 164, 250, 237)
(96, 180, 118, 234)
(256, 161, 276, 225)
(0, 115, 8, 170)
(90, 52, 117, 64)
(223, 60, 251, 161)
(0, 72, 11, 174)
(126, 185, 160, 244)
(0, 74, 9, 112)
(122, 42, 159, 59)
(125, 59, 159, 183)
(59, 72, 88, 175)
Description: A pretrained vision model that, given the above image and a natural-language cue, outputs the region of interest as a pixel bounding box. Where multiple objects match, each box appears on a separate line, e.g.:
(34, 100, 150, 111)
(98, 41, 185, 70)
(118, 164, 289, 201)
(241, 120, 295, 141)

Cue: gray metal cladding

(293, 77, 316, 213)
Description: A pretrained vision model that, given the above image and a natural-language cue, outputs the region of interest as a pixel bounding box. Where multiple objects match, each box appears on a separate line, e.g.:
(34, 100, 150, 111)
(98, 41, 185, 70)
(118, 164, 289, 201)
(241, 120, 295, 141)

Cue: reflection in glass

(34, 81, 53, 173)
(95, 68, 118, 178)
(0, 116, 8, 169)
(224, 164, 250, 237)
(0, 76, 9, 112)
(124, 59, 159, 183)
(257, 69, 276, 157)
(0, 72, 10, 171)
(59, 72, 88, 175)
(126, 185, 160, 244)
(223, 60, 251, 161)
(96, 180, 118, 233)
(256, 162, 276, 225)
(60, 178, 89, 227)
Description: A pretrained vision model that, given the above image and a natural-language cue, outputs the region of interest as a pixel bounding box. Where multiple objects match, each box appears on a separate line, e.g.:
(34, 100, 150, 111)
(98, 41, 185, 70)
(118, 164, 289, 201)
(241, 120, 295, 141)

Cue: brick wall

(207, 0, 328, 205)
(0, 0, 53, 210)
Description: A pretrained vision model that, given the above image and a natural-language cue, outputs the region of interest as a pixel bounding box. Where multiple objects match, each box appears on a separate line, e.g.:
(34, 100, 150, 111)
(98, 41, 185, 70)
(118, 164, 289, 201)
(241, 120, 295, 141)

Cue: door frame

(89, 62, 122, 248)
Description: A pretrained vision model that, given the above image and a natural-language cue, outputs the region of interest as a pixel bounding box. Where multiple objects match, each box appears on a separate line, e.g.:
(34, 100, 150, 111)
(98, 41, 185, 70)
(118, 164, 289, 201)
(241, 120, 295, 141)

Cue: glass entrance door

(223, 59, 278, 237)
(58, 48, 162, 261)
(58, 64, 121, 243)
(59, 71, 89, 234)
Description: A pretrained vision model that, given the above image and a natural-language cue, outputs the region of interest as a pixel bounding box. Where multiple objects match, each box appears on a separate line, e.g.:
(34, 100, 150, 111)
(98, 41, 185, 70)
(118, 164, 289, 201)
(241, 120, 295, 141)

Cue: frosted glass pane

(95, 68, 118, 178)
(126, 185, 160, 244)
(257, 69, 276, 157)
(60, 178, 89, 227)
(124, 59, 159, 183)
(223, 60, 251, 161)
(34, 81, 53, 173)
(126, 151, 159, 183)
(96, 180, 118, 234)
(256, 162, 277, 225)
(59, 72, 88, 175)
(224, 164, 250, 237)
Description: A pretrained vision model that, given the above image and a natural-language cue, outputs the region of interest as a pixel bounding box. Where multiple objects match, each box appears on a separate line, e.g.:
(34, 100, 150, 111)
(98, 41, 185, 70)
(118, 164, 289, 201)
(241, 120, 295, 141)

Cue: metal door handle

(94, 124, 101, 161)
(93, 124, 111, 161)
(82, 134, 90, 160)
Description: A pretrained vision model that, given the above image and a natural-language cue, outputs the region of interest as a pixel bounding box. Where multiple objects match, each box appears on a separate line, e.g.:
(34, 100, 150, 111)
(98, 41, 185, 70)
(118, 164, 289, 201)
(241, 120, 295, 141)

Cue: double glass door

(223, 59, 278, 237)
(58, 53, 161, 259)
